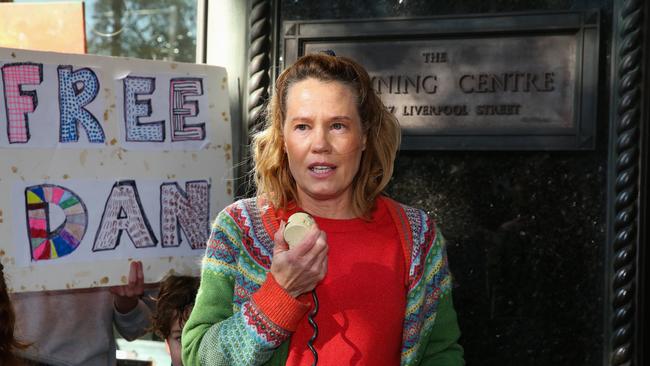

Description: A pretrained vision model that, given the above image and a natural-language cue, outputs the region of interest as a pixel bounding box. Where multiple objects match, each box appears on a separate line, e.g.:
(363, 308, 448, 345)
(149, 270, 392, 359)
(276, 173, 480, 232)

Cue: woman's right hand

(270, 221, 328, 298)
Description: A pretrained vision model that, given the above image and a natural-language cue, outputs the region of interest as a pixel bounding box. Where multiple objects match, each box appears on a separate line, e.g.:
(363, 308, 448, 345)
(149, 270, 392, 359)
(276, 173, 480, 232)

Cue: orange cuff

(252, 273, 310, 331)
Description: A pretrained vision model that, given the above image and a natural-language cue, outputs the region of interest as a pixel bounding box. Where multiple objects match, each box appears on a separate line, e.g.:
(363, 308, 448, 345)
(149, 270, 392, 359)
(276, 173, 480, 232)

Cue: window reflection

(9, 0, 198, 62)
(86, 0, 197, 62)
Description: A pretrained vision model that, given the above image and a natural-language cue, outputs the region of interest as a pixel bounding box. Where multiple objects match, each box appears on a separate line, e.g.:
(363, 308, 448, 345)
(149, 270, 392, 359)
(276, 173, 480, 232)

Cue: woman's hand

(109, 260, 144, 314)
(271, 221, 328, 298)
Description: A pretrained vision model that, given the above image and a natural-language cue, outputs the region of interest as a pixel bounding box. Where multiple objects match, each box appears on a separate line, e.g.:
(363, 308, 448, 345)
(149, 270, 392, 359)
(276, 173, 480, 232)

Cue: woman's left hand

(109, 260, 144, 314)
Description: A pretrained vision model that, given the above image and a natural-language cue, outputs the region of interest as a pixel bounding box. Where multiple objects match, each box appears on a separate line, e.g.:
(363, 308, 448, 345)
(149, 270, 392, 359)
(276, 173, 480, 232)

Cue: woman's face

(283, 78, 367, 206)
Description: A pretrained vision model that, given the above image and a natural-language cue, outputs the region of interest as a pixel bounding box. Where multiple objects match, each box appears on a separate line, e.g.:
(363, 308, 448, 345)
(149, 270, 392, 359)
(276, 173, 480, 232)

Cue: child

(150, 275, 199, 366)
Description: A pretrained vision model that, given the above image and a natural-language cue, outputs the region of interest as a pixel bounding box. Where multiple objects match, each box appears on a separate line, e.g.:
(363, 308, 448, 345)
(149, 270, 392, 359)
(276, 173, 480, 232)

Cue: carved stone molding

(610, 0, 644, 364)
(247, 0, 272, 133)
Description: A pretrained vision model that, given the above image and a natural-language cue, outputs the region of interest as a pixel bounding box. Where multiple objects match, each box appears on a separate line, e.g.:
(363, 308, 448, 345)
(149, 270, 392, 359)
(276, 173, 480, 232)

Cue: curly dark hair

(1, 263, 28, 364)
(150, 274, 200, 339)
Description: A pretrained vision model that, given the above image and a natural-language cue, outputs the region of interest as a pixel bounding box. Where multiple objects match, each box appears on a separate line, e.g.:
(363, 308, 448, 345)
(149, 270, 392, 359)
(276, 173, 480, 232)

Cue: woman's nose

(311, 126, 331, 153)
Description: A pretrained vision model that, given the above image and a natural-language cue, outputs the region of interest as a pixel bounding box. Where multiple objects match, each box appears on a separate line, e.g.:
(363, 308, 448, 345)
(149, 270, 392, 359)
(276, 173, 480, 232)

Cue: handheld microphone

(284, 212, 316, 248)
(284, 212, 319, 366)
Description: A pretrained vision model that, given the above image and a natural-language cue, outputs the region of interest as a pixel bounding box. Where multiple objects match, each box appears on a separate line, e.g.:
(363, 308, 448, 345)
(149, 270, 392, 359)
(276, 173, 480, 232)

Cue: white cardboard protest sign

(0, 47, 233, 292)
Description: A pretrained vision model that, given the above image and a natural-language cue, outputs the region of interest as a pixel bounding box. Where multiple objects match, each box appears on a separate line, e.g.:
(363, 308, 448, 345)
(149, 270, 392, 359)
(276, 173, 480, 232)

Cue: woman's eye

(295, 124, 308, 131)
(331, 122, 345, 130)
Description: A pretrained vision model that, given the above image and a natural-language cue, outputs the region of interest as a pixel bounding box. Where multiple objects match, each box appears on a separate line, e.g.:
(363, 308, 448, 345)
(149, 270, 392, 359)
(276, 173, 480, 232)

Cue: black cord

(307, 289, 319, 366)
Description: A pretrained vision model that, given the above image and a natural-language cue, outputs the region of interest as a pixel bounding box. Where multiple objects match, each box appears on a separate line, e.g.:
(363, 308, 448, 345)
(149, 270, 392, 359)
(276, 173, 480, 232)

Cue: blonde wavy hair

(252, 53, 401, 218)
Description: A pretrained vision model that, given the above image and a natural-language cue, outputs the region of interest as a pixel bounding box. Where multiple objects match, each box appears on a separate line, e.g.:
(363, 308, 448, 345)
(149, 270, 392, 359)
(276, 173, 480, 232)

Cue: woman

(182, 53, 463, 365)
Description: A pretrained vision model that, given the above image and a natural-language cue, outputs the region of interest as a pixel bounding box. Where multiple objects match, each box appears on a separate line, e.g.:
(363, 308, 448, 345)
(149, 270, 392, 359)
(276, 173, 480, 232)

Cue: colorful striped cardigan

(182, 196, 464, 365)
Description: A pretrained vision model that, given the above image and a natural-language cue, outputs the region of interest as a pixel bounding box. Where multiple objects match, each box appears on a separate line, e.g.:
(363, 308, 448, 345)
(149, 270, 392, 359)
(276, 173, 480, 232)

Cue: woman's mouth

(310, 165, 335, 173)
(308, 163, 336, 176)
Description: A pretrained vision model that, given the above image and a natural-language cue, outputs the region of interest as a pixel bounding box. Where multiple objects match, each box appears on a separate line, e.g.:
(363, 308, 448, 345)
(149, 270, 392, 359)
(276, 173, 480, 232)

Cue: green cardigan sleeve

(407, 217, 464, 366)
(182, 207, 309, 366)
(418, 291, 464, 365)
(181, 211, 280, 366)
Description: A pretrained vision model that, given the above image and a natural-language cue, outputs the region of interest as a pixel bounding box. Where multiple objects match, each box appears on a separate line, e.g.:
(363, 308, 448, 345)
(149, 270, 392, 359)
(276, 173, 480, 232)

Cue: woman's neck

(296, 191, 356, 219)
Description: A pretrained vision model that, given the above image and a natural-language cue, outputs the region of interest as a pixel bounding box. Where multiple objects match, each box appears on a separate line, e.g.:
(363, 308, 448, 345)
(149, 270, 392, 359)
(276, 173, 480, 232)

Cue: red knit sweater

(282, 197, 407, 366)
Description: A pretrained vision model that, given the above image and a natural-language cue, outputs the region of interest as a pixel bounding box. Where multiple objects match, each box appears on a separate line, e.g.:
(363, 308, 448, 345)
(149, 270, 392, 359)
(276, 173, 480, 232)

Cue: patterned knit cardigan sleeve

(181, 200, 309, 366)
(390, 200, 464, 366)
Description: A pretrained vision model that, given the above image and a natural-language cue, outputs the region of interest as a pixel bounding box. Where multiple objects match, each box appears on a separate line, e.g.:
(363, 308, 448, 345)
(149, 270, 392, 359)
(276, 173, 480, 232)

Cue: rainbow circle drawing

(25, 184, 88, 261)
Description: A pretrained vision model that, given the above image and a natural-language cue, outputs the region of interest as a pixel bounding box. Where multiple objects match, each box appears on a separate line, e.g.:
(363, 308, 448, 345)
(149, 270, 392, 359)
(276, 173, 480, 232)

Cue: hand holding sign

(110, 260, 145, 314)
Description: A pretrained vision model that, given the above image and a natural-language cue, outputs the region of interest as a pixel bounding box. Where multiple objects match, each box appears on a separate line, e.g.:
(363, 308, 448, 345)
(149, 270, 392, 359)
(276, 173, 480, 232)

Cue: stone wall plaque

(283, 11, 599, 150)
